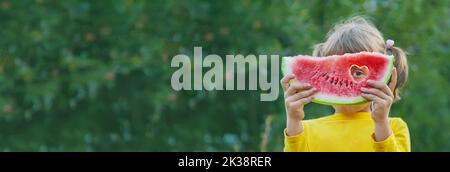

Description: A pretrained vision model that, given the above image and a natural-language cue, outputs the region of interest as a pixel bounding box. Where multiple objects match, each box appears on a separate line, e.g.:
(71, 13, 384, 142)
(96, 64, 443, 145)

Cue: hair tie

(384, 39, 395, 55)
(386, 39, 395, 49)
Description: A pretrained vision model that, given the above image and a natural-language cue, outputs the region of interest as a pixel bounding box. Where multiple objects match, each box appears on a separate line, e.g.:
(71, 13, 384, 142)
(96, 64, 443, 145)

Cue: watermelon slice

(282, 52, 394, 105)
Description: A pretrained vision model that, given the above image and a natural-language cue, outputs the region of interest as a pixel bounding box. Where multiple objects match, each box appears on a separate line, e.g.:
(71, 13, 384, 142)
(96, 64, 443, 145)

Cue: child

(281, 17, 410, 152)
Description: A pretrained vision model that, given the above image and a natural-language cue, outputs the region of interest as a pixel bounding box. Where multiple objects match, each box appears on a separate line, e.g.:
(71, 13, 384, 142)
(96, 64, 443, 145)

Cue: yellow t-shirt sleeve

(283, 122, 309, 152)
(372, 118, 411, 152)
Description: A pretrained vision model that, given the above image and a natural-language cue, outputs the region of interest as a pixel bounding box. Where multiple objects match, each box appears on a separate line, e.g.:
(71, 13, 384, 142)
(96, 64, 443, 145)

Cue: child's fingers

(284, 81, 311, 97)
(388, 67, 398, 93)
(289, 96, 314, 109)
(361, 93, 385, 104)
(367, 80, 394, 98)
(280, 74, 295, 91)
(286, 88, 317, 102)
(360, 87, 392, 102)
(291, 81, 311, 90)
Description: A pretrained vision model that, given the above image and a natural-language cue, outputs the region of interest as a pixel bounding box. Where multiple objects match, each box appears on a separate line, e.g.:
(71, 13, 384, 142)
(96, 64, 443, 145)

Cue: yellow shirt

(284, 112, 410, 152)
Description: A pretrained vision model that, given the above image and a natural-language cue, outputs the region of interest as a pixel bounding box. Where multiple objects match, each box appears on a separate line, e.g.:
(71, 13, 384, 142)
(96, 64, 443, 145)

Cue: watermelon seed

(313, 71, 319, 77)
(311, 71, 319, 79)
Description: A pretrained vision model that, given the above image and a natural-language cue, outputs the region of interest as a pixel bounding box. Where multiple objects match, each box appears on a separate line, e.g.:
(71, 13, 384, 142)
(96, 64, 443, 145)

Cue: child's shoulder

(302, 114, 407, 126)
(388, 117, 408, 128)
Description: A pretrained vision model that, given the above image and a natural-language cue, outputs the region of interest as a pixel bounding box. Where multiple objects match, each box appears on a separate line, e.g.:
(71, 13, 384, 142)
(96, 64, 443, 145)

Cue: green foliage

(0, 0, 448, 151)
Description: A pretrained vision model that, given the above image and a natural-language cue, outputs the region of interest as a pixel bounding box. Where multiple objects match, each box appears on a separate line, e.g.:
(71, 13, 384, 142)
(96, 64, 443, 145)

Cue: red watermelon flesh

(282, 52, 394, 105)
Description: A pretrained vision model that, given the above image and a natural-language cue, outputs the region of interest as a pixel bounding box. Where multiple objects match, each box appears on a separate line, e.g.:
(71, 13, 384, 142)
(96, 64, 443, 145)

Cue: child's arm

(361, 68, 410, 151)
(372, 118, 411, 152)
(281, 74, 317, 136)
(361, 68, 397, 141)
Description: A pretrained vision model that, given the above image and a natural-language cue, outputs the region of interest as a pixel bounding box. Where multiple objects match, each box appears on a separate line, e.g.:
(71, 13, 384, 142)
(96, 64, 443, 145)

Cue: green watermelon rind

(281, 54, 395, 106)
(281, 56, 292, 76)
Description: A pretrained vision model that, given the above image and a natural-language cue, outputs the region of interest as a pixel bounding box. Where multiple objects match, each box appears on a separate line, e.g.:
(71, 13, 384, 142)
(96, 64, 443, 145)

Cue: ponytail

(388, 46, 409, 101)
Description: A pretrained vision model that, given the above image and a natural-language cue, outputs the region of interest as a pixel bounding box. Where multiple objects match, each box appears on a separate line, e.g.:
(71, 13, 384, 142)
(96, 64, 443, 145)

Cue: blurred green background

(0, 0, 448, 151)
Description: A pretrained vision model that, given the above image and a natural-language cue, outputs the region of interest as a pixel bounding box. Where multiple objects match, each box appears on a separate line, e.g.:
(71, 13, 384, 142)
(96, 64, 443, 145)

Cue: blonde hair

(313, 16, 408, 101)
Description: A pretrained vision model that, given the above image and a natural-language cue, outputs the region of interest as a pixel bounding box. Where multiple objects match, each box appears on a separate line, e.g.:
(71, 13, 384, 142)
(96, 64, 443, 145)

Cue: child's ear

(388, 68, 398, 92)
(389, 68, 399, 102)
(392, 88, 398, 101)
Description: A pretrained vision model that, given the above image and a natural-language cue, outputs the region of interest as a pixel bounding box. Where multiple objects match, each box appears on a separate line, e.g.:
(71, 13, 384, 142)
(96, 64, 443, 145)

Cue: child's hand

(281, 74, 317, 136)
(360, 68, 398, 141)
(360, 68, 397, 122)
(281, 74, 316, 120)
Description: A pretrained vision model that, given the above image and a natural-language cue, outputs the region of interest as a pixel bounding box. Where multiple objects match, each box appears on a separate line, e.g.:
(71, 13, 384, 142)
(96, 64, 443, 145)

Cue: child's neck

(333, 104, 371, 115)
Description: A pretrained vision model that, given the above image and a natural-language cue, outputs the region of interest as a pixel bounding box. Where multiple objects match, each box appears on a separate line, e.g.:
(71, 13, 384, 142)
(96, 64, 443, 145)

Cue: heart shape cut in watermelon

(282, 52, 394, 105)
